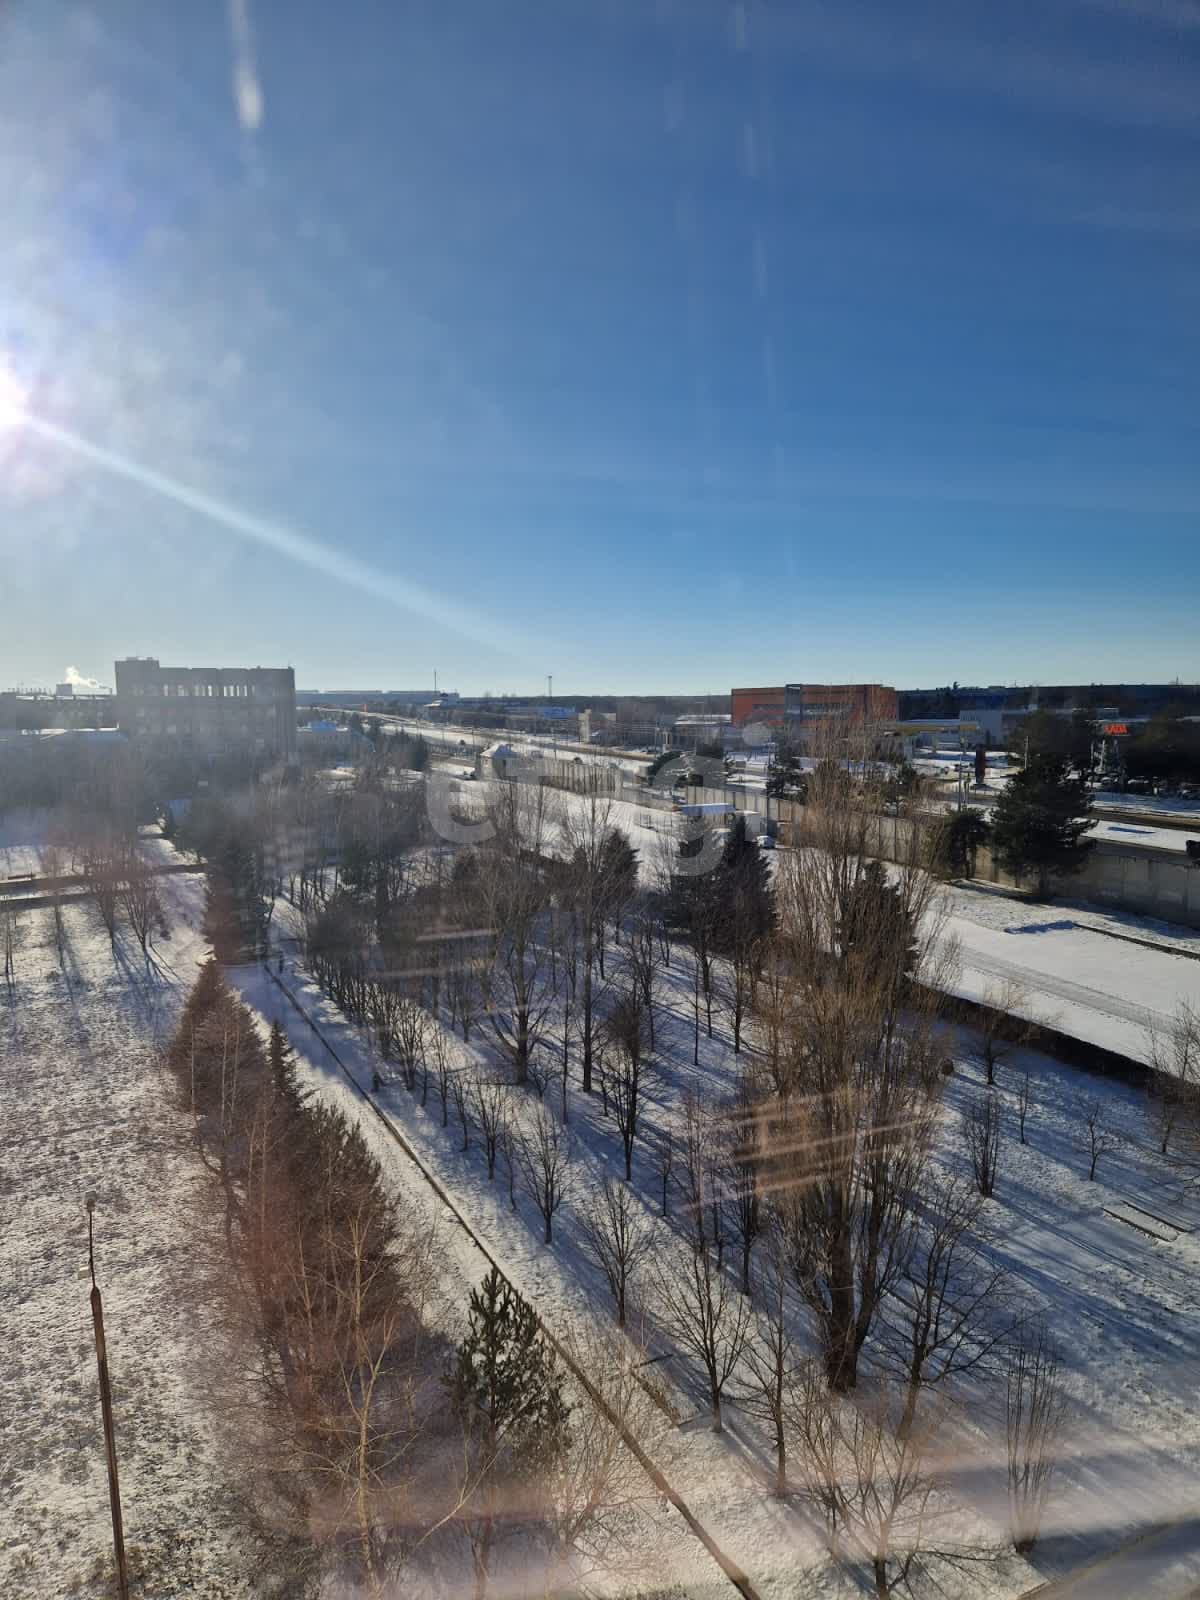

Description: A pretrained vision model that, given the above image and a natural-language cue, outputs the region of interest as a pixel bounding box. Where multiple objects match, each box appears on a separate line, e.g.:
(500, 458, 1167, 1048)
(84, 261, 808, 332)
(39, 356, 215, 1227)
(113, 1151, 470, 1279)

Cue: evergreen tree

(203, 830, 267, 963)
(598, 828, 638, 930)
(715, 816, 775, 951)
(935, 810, 992, 879)
(991, 754, 1095, 898)
(881, 760, 920, 809)
(267, 1019, 307, 1112)
(447, 1269, 570, 1597)
(765, 741, 807, 801)
(448, 1268, 569, 1457)
(840, 860, 918, 984)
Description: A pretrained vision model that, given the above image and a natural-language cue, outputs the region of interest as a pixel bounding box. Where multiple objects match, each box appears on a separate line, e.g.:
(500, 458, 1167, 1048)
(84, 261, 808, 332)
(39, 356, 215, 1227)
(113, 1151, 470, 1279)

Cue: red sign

(1102, 723, 1128, 736)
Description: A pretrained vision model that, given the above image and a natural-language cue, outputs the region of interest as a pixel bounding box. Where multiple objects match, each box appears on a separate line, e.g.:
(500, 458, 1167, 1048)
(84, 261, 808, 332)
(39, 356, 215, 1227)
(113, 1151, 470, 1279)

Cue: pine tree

(447, 1269, 570, 1597)
(715, 816, 775, 950)
(936, 810, 991, 879)
(840, 860, 917, 982)
(203, 830, 267, 963)
(765, 742, 807, 800)
(598, 828, 638, 929)
(448, 1268, 569, 1454)
(991, 754, 1095, 898)
(267, 1019, 306, 1112)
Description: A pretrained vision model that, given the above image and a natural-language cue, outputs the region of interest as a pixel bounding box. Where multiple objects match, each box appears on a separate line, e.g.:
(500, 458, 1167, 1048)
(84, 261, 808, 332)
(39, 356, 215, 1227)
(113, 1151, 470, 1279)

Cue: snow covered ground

(1089, 820, 1198, 854)
(539, 784, 1200, 1067)
(7, 799, 1200, 1600)
(260, 859, 1200, 1600)
(937, 882, 1200, 1064)
(0, 808, 55, 879)
(0, 869, 256, 1599)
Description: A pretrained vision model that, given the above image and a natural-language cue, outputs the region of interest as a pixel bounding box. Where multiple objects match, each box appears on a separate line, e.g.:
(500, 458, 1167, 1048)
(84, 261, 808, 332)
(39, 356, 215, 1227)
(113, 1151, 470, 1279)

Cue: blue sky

(1, 0, 1198, 695)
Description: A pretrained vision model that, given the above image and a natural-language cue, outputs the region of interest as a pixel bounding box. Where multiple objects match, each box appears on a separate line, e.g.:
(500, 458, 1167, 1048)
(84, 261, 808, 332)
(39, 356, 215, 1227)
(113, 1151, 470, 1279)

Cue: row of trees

(185, 741, 1118, 1591)
(167, 963, 655, 1598)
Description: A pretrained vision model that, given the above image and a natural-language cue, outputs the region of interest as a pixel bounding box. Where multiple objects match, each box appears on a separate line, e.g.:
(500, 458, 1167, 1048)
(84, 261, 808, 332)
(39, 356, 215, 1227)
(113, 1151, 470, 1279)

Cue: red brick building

(730, 686, 787, 729)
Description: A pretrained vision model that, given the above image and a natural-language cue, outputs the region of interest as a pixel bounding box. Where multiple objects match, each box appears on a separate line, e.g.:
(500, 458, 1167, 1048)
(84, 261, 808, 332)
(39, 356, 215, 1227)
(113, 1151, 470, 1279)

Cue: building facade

(114, 658, 296, 760)
(730, 686, 787, 729)
(731, 683, 898, 732)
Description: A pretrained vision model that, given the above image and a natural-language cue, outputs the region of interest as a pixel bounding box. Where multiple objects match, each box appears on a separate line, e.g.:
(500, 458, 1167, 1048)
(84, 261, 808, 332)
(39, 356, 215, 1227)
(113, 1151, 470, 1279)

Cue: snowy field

(6, 807, 1200, 1600)
(0, 868, 256, 1600)
(936, 882, 1200, 1065)
(262, 859, 1200, 1600)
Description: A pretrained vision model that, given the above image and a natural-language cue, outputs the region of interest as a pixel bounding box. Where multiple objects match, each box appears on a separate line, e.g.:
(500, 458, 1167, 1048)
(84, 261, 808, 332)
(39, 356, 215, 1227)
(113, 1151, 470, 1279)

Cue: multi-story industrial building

(114, 657, 296, 760)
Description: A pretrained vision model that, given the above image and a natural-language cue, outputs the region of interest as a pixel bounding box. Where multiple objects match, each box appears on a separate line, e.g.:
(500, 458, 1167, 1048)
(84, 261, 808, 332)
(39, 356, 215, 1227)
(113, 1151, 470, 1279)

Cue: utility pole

(87, 1200, 130, 1600)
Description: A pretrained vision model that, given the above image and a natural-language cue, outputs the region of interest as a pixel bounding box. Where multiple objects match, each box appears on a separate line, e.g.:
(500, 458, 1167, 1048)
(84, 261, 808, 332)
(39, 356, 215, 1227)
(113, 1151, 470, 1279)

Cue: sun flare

(0, 364, 30, 425)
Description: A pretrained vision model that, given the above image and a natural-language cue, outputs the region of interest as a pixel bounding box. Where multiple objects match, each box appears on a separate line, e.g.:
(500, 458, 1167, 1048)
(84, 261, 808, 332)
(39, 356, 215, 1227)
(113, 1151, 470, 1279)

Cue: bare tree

(42, 841, 68, 961)
(762, 764, 949, 1391)
(579, 1177, 654, 1328)
(1, 903, 16, 989)
(517, 1105, 573, 1245)
(881, 1175, 1011, 1439)
(473, 1078, 508, 1181)
(754, 938, 804, 1102)
(1017, 1069, 1032, 1145)
(541, 1327, 661, 1594)
(654, 1238, 752, 1433)
(738, 1221, 802, 1495)
(605, 991, 650, 1181)
(724, 1068, 763, 1297)
(674, 1089, 722, 1257)
(790, 1367, 940, 1596)
(1080, 1097, 1116, 1181)
(559, 792, 614, 1092)
(975, 978, 1032, 1086)
(446, 945, 482, 1043)
(390, 995, 429, 1092)
(627, 901, 662, 1051)
(450, 1071, 471, 1152)
(430, 1026, 454, 1128)
(499, 1120, 519, 1211)
(653, 1127, 674, 1217)
(1144, 1001, 1200, 1156)
(1006, 1315, 1067, 1554)
(479, 784, 556, 1085)
(966, 1089, 1002, 1199)
(81, 827, 125, 944)
(122, 850, 162, 955)
(838, 1388, 940, 1598)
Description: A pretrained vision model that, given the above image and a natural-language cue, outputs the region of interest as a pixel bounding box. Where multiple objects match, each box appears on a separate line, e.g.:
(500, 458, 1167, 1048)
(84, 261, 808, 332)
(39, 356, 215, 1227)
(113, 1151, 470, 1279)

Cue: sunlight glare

(0, 364, 30, 426)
